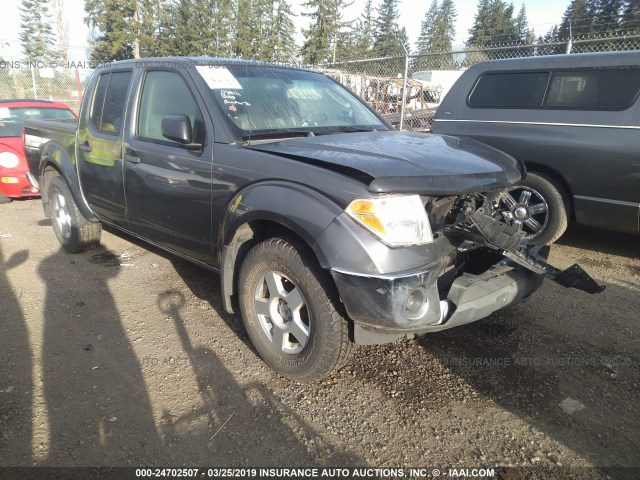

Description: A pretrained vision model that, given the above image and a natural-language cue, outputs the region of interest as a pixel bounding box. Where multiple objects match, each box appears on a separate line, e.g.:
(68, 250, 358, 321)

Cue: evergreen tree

(173, 0, 232, 56)
(416, 0, 456, 68)
(515, 4, 535, 43)
(233, 0, 260, 58)
(269, 0, 298, 62)
(622, 0, 640, 31)
(467, 0, 523, 46)
(301, 0, 341, 64)
(352, 0, 376, 58)
(557, 0, 593, 39)
(466, 0, 493, 46)
(19, 0, 59, 64)
(590, 0, 624, 35)
(85, 0, 137, 61)
(416, 0, 440, 54)
(373, 0, 404, 57)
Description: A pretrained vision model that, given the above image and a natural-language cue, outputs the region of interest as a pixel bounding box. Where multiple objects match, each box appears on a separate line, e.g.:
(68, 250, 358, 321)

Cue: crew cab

(0, 99, 76, 204)
(25, 58, 602, 382)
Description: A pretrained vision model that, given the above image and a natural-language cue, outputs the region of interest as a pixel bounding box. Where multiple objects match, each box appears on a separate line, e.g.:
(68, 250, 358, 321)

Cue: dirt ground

(0, 198, 639, 479)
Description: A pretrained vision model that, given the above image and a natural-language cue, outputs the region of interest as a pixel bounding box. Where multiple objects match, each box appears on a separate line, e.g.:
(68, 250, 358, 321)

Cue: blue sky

(0, 0, 568, 61)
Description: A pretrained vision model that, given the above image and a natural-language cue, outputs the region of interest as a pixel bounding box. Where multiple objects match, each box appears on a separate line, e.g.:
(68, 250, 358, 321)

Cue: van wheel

(238, 237, 353, 383)
(496, 172, 569, 245)
(0, 193, 12, 204)
(48, 176, 102, 253)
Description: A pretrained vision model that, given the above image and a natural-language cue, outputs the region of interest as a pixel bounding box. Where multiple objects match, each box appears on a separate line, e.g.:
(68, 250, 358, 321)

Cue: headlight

(346, 195, 433, 246)
(0, 152, 20, 169)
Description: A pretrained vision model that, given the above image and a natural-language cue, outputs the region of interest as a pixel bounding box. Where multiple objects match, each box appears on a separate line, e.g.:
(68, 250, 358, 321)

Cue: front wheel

(48, 176, 102, 253)
(238, 237, 353, 382)
(0, 192, 12, 204)
(495, 172, 570, 245)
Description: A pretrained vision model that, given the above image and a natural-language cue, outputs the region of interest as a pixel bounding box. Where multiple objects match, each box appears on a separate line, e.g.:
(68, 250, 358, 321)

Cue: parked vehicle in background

(431, 52, 640, 244)
(0, 99, 76, 204)
(25, 58, 602, 382)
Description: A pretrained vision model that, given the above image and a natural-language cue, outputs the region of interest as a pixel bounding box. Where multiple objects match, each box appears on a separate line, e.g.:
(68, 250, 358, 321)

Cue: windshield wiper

(322, 126, 378, 134)
(242, 129, 315, 142)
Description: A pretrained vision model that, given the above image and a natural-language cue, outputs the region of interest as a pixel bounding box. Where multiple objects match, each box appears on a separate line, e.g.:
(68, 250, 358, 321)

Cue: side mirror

(161, 115, 201, 149)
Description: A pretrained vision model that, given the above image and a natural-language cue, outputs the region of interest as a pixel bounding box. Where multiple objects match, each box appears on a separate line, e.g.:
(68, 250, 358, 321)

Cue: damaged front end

(331, 190, 604, 345)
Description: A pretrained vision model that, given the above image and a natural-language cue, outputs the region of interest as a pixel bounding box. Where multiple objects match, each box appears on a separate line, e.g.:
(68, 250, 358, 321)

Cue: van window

(545, 68, 640, 110)
(468, 72, 550, 108)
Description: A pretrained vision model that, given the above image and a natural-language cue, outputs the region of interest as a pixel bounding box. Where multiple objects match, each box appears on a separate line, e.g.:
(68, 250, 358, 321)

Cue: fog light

(403, 287, 428, 320)
(1, 177, 19, 184)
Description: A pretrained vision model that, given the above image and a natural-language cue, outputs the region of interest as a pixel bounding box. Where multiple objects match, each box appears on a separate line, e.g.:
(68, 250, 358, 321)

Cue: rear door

(77, 69, 133, 226)
(123, 68, 214, 265)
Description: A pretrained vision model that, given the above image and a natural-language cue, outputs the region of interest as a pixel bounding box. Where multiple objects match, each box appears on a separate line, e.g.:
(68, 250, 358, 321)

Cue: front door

(123, 69, 214, 265)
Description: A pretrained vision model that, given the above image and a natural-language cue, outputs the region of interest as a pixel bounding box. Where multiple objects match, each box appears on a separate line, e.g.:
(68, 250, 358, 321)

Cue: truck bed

(24, 118, 78, 175)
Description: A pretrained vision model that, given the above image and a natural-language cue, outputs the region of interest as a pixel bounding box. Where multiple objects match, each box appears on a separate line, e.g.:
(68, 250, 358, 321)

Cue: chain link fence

(323, 32, 640, 131)
(0, 43, 92, 113)
(1, 32, 639, 125)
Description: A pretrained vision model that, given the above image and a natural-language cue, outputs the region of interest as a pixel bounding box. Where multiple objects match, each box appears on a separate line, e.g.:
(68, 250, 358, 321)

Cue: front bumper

(332, 260, 543, 345)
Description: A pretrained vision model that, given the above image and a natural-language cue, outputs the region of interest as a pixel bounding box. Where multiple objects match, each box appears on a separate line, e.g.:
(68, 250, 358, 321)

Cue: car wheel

(496, 172, 569, 245)
(0, 192, 12, 204)
(238, 237, 353, 382)
(48, 176, 102, 253)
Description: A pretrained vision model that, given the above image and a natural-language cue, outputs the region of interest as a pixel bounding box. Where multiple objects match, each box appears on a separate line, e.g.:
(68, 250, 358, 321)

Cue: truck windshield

(0, 107, 76, 137)
(202, 65, 387, 138)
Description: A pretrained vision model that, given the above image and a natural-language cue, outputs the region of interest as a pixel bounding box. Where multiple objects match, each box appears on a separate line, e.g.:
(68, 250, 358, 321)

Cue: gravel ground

(1, 199, 639, 479)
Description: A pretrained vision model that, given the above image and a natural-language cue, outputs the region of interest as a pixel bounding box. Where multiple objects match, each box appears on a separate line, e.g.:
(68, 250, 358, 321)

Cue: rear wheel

(238, 237, 353, 383)
(496, 172, 569, 245)
(0, 193, 12, 204)
(48, 176, 102, 253)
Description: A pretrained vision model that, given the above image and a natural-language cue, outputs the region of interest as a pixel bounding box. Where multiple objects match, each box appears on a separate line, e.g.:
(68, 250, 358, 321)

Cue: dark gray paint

(431, 51, 640, 234)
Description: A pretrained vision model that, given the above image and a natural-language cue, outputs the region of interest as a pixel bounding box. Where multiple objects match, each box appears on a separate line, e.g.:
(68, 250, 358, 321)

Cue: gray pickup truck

(25, 58, 602, 382)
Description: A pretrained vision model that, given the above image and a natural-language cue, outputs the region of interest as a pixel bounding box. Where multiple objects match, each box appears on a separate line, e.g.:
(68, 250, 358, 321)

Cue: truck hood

(247, 131, 525, 195)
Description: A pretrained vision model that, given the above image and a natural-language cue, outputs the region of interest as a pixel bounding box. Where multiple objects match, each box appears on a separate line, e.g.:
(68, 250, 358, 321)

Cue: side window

(468, 72, 550, 108)
(137, 71, 203, 145)
(90, 74, 109, 129)
(545, 68, 640, 110)
(90, 71, 132, 135)
(101, 72, 132, 134)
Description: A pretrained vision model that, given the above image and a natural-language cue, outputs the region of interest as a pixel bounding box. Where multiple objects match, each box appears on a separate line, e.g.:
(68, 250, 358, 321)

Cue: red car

(0, 99, 77, 204)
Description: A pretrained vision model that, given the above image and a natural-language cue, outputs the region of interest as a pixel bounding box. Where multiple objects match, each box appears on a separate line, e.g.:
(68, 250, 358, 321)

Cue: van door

(123, 69, 214, 265)
(77, 70, 132, 226)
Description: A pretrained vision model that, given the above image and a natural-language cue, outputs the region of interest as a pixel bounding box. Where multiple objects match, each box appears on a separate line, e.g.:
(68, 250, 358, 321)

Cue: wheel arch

(523, 162, 574, 218)
(218, 182, 343, 314)
(38, 143, 98, 222)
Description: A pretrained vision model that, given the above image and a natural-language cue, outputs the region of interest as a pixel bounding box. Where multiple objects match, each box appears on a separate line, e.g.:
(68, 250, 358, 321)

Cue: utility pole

(399, 40, 409, 131)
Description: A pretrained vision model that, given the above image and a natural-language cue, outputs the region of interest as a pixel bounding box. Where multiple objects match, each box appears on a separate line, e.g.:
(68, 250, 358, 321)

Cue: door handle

(124, 148, 140, 164)
(79, 142, 92, 153)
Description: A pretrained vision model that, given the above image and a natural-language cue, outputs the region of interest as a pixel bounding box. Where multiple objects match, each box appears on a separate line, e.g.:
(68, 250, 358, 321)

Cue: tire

(238, 237, 353, 383)
(48, 176, 102, 253)
(0, 193, 12, 204)
(496, 172, 570, 245)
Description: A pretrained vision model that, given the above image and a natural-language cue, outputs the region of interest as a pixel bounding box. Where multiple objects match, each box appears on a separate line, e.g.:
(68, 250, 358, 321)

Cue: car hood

(246, 131, 524, 195)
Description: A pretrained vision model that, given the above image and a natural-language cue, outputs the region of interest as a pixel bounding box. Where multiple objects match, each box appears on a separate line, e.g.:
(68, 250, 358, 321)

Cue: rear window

(468, 67, 640, 110)
(468, 72, 550, 108)
(0, 106, 75, 137)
